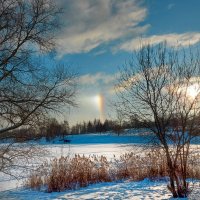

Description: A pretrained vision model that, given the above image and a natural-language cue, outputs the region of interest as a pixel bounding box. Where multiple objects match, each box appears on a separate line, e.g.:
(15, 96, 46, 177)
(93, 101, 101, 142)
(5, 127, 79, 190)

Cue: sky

(52, 0, 200, 125)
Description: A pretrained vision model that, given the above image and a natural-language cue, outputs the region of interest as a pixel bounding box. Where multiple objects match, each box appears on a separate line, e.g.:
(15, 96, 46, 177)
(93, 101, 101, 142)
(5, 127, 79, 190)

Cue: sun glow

(94, 95, 101, 106)
(187, 84, 200, 99)
(93, 94, 105, 121)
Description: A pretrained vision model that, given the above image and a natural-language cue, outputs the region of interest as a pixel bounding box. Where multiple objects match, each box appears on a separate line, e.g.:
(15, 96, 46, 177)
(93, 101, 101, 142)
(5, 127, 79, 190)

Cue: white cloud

(78, 72, 120, 103)
(79, 72, 118, 85)
(56, 0, 148, 55)
(119, 32, 200, 52)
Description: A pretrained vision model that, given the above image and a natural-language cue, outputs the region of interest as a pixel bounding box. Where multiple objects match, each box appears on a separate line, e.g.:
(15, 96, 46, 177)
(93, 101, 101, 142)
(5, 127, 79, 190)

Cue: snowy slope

(0, 179, 200, 200)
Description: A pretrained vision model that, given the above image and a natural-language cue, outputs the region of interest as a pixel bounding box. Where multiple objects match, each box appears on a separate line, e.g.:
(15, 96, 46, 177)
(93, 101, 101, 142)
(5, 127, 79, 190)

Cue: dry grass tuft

(26, 149, 200, 192)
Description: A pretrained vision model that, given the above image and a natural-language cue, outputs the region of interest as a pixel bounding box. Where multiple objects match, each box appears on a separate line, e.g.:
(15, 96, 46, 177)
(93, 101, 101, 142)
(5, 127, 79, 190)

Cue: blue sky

(52, 0, 200, 125)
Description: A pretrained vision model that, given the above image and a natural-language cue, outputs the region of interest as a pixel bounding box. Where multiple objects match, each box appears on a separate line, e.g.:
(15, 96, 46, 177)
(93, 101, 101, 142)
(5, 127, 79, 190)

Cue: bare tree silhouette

(0, 0, 77, 175)
(116, 43, 200, 198)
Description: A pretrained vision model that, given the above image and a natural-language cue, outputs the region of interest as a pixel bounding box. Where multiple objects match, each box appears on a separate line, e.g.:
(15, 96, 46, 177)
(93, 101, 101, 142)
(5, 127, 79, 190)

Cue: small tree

(116, 43, 200, 198)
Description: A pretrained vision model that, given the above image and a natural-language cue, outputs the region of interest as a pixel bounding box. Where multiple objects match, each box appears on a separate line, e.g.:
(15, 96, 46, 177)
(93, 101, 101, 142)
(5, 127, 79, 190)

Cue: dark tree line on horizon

(3, 116, 149, 142)
(70, 117, 151, 135)
(3, 113, 200, 143)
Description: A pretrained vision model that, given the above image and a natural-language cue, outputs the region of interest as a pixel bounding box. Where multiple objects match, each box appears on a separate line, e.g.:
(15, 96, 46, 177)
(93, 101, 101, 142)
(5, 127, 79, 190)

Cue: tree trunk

(166, 151, 178, 198)
(168, 172, 178, 198)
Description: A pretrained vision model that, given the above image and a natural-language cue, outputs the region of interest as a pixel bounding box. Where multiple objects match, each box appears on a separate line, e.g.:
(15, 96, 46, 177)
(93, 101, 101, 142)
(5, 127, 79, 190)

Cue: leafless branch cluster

(0, 0, 77, 176)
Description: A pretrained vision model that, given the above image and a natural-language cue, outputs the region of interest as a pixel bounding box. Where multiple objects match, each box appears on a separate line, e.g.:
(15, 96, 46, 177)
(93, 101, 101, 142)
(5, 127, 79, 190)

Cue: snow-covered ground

(1, 178, 200, 200)
(0, 132, 200, 199)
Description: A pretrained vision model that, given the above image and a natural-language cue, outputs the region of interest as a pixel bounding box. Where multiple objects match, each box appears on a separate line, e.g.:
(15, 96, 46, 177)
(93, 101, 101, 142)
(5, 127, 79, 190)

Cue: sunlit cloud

(175, 77, 200, 101)
(114, 73, 142, 94)
(119, 32, 200, 52)
(186, 83, 200, 99)
(56, 0, 148, 55)
(114, 67, 167, 94)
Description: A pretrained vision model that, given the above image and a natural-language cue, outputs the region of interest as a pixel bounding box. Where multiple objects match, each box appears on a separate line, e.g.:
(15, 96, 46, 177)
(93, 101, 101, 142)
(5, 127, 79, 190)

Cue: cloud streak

(79, 72, 119, 86)
(119, 32, 200, 51)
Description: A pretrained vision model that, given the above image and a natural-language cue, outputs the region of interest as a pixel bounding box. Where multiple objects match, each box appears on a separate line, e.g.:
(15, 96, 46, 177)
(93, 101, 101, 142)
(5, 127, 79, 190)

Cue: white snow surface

(1, 178, 200, 200)
(0, 132, 200, 199)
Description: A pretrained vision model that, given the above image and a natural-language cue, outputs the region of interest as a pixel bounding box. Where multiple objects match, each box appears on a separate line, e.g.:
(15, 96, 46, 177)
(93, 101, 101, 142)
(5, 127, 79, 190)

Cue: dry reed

(26, 149, 200, 192)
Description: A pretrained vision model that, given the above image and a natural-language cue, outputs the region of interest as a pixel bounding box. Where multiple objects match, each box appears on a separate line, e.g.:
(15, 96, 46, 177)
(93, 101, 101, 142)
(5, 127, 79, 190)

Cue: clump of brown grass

(112, 149, 168, 181)
(26, 154, 112, 192)
(26, 149, 200, 192)
(187, 153, 200, 179)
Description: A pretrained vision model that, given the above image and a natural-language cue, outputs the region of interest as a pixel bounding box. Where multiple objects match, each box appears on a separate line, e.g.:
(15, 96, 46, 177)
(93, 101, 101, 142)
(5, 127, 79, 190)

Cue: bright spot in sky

(92, 94, 105, 121)
(94, 95, 101, 107)
(187, 84, 200, 99)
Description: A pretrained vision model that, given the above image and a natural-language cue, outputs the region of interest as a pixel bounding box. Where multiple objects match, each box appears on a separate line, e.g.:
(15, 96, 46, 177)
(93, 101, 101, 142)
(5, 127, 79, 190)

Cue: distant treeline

(3, 117, 148, 142)
(2, 118, 70, 142)
(3, 114, 199, 142)
(70, 117, 146, 135)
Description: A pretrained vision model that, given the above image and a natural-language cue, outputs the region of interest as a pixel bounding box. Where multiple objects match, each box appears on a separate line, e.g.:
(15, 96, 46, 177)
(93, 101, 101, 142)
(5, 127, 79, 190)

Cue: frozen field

(0, 132, 200, 199)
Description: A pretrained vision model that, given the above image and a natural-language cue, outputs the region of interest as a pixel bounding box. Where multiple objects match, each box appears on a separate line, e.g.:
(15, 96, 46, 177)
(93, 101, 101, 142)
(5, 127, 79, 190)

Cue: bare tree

(116, 43, 200, 198)
(0, 0, 77, 176)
